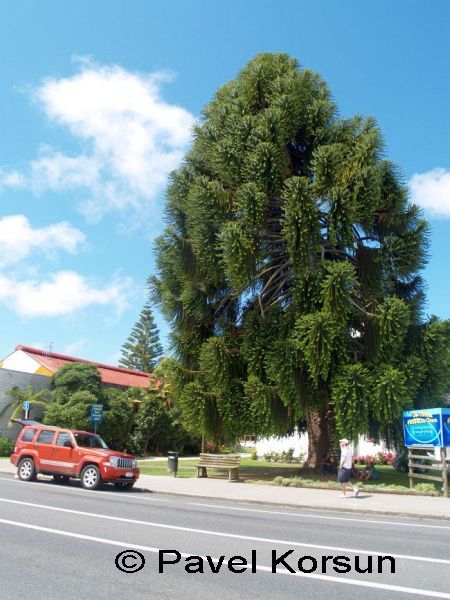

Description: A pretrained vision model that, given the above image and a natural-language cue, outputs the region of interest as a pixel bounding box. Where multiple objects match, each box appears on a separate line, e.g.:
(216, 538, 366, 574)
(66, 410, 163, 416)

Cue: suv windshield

(73, 433, 108, 449)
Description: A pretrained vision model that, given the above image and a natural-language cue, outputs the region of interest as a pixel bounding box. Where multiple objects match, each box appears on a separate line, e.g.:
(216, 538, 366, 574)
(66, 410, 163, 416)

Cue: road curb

(131, 485, 450, 521)
(1, 468, 448, 521)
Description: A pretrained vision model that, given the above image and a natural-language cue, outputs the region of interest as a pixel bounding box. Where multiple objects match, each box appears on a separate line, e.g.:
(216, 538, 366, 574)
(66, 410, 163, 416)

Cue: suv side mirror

(63, 439, 73, 448)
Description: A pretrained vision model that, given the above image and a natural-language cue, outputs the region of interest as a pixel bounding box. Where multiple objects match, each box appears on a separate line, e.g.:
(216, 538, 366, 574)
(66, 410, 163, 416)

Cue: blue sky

(1, 0, 449, 364)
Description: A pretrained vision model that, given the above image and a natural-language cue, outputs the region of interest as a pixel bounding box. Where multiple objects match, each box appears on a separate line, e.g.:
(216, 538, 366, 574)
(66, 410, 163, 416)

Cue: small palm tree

(0, 386, 51, 426)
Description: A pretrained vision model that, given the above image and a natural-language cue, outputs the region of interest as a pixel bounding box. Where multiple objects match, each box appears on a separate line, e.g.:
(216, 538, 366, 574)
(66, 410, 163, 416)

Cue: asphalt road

(0, 474, 449, 600)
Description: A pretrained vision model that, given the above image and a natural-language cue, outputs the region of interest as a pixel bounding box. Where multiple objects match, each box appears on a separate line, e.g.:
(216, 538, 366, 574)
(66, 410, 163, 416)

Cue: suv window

(73, 433, 108, 449)
(22, 428, 36, 442)
(56, 432, 72, 447)
(36, 430, 55, 445)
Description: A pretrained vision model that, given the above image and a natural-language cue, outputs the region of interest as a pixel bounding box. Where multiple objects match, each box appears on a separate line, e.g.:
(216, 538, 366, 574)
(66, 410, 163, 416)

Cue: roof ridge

(15, 345, 151, 377)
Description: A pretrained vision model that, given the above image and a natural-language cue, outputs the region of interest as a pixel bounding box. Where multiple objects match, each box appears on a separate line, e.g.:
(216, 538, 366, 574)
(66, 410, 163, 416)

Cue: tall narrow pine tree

(120, 301, 163, 372)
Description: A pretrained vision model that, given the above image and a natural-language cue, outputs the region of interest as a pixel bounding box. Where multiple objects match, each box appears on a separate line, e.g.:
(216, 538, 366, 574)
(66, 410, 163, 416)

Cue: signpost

(403, 408, 450, 497)
(90, 403, 104, 434)
(22, 400, 30, 420)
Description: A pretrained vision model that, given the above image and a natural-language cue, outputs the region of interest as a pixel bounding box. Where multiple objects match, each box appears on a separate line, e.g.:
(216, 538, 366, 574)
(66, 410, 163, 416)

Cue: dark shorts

(337, 467, 353, 483)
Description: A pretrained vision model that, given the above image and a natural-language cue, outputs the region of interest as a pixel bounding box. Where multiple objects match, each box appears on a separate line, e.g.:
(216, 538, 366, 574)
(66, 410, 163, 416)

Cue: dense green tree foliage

(100, 388, 136, 451)
(44, 361, 197, 454)
(44, 363, 134, 450)
(151, 53, 450, 466)
(120, 300, 163, 372)
(130, 358, 199, 454)
(50, 362, 102, 400)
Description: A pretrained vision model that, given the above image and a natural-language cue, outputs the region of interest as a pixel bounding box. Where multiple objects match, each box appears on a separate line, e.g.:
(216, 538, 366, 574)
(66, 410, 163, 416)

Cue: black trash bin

(167, 451, 179, 477)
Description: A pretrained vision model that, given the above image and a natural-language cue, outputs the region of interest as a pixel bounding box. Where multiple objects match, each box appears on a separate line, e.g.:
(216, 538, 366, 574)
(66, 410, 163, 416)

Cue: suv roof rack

(11, 418, 47, 428)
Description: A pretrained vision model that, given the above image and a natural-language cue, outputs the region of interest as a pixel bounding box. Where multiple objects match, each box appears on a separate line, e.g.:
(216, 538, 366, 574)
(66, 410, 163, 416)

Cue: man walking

(337, 438, 359, 498)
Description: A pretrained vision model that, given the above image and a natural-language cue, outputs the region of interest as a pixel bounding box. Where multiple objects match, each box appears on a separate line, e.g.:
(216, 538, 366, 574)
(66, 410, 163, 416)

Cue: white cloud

(0, 215, 86, 267)
(63, 339, 88, 356)
(0, 169, 25, 189)
(409, 168, 450, 217)
(1, 59, 195, 222)
(30, 149, 99, 194)
(0, 59, 189, 321)
(0, 271, 132, 318)
(106, 350, 122, 366)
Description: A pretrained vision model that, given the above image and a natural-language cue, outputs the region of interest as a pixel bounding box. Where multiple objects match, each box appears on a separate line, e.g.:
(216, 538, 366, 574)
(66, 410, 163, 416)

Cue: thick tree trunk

(305, 397, 336, 470)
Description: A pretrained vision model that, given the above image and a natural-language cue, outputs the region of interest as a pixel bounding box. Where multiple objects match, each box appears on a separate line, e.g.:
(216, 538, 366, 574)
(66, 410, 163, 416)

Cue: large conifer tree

(120, 301, 163, 372)
(151, 53, 450, 466)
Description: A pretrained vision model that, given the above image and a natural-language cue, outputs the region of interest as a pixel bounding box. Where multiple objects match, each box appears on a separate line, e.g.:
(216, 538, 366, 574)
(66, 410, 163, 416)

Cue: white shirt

(340, 446, 353, 469)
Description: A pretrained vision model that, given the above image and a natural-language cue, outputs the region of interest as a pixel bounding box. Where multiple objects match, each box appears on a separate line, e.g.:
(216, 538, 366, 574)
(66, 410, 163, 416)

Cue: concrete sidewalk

(1, 458, 448, 519)
(136, 473, 450, 520)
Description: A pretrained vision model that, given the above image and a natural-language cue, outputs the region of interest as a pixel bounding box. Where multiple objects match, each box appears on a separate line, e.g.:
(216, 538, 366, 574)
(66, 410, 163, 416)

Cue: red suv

(10, 420, 140, 490)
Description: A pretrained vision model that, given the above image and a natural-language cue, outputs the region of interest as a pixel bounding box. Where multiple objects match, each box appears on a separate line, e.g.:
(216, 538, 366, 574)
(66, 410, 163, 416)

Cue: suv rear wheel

(80, 464, 101, 490)
(18, 457, 37, 481)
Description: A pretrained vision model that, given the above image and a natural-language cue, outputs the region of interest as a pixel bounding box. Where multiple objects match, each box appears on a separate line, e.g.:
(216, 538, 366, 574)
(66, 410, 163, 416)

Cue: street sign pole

(23, 401, 30, 420)
(90, 403, 104, 434)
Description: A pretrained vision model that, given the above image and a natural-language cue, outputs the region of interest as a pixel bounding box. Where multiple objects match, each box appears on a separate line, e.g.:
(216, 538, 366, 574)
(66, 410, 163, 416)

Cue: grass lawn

(138, 458, 429, 490)
(138, 458, 307, 479)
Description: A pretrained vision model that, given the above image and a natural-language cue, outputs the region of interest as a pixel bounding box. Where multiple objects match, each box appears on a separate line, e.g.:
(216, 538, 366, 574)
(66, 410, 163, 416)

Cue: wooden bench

(196, 453, 240, 481)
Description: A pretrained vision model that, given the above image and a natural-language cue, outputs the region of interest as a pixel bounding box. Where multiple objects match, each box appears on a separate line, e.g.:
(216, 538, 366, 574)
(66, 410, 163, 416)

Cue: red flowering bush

(355, 451, 395, 465)
(376, 451, 395, 465)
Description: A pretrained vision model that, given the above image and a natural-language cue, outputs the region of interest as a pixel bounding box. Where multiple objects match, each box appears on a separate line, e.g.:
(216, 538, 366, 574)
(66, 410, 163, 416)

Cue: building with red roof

(0, 345, 152, 388)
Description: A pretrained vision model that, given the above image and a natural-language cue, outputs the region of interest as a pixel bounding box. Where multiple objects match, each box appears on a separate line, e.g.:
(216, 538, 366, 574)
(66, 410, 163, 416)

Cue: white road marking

(0, 496, 448, 565)
(0, 475, 449, 530)
(191, 502, 450, 531)
(0, 517, 449, 599)
(0, 475, 179, 503)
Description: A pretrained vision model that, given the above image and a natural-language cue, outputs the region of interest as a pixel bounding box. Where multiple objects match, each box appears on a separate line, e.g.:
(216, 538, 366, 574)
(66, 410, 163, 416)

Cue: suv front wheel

(18, 457, 37, 482)
(80, 464, 102, 490)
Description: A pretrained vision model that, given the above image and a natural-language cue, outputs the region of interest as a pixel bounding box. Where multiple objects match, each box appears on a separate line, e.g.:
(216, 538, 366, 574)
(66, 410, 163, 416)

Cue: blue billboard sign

(403, 408, 450, 447)
(444, 412, 450, 447)
(90, 403, 104, 425)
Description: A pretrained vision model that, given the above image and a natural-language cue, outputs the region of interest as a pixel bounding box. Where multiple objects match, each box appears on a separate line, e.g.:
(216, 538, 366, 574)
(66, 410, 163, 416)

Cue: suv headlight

(109, 456, 120, 467)
(132, 459, 138, 469)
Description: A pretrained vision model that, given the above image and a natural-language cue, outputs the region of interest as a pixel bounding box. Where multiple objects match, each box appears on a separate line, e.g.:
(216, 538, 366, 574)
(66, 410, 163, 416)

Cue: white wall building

(246, 430, 388, 459)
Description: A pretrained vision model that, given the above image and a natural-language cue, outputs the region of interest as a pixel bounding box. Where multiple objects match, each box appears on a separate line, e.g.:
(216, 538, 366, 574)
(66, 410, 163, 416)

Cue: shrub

(263, 449, 304, 464)
(283, 448, 294, 462)
(414, 483, 438, 494)
(355, 451, 395, 465)
(272, 476, 320, 487)
(0, 437, 14, 457)
(250, 449, 257, 460)
(375, 451, 395, 465)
